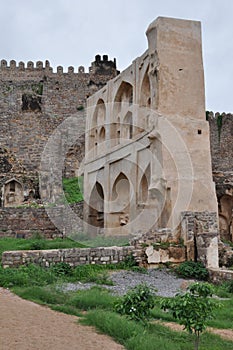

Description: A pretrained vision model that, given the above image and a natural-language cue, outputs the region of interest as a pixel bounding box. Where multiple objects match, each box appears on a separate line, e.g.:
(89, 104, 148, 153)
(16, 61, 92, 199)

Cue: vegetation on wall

(62, 176, 83, 203)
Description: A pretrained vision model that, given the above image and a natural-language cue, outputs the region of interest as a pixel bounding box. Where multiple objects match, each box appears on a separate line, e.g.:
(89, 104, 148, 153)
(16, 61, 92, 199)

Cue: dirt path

(0, 288, 124, 350)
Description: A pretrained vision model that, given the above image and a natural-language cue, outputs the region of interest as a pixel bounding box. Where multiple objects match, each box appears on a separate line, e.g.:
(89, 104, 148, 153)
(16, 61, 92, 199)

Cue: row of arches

(88, 166, 151, 230)
(88, 68, 151, 155)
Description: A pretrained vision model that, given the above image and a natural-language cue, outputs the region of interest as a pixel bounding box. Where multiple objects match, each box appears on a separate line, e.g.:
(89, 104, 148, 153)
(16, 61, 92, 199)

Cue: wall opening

(88, 182, 104, 230)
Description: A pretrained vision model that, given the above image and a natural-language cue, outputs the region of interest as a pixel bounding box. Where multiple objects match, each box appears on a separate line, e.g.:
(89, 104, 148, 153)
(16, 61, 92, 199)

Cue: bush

(115, 283, 155, 322)
(29, 240, 46, 250)
(51, 262, 73, 277)
(175, 261, 209, 280)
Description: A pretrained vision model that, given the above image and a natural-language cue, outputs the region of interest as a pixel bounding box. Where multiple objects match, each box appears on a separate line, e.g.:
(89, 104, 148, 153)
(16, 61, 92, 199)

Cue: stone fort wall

(0, 56, 118, 180)
(208, 112, 233, 241)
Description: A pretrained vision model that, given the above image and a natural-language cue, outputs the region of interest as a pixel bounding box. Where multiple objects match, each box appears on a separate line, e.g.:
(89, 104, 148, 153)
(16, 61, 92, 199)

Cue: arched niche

(140, 67, 151, 108)
(99, 126, 106, 143)
(113, 81, 133, 118)
(88, 182, 105, 229)
(122, 111, 133, 140)
(92, 98, 106, 128)
(111, 172, 130, 226)
(3, 178, 24, 207)
(138, 164, 151, 204)
(89, 99, 106, 153)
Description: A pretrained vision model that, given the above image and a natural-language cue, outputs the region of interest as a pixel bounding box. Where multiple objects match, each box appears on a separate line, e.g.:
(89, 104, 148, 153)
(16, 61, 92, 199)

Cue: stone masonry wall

(181, 211, 219, 268)
(0, 57, 118, 179)
(208, 112, 233, 196)
(2, 246, 135, 268)
(0, 202, 84, 239)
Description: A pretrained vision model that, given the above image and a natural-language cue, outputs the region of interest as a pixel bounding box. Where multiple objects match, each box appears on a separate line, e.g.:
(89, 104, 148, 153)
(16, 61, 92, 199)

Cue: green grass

(0, 263, 116, 288)
(0, 264, 57, 287)
(13, 285, 67, 305)
(0, 237, 87, 258)
(0, 264, 232, 350)
(63, 177, 83, 203)
(207, 297, 233, 329)
(70, 232, 129, 247)
(69, 286, 116, 310)
(81, 309, 233, 350)
(152, 295, 233, 331)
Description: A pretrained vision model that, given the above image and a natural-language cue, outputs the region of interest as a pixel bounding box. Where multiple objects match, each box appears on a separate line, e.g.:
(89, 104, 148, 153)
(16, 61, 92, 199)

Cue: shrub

(175, 261, 209, 280)
(115, 283, 155, 322)
(51, 262, 73, 277)
(29, 240, 46, 250)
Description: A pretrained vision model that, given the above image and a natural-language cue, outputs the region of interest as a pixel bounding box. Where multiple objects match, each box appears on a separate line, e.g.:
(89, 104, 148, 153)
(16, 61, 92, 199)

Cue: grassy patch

(70, 232, 129, 247)
(0, 263, 115, 288)
(13, 286, 67, 305)
(69, 286, 116, 310)
(207, 297, 233, 329)
(0, 264, 57, 288)
(0, 237, 87, 260)
(81, 309, 233, 350)
(63, 177, 83, 203)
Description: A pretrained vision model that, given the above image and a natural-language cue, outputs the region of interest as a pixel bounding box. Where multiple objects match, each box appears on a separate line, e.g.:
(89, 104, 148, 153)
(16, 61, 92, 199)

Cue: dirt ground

(0, 288, 124, 350)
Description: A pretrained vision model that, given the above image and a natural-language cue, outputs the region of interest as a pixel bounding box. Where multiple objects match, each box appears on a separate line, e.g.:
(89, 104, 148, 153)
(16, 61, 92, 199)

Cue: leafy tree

(160, 282, 220, 350)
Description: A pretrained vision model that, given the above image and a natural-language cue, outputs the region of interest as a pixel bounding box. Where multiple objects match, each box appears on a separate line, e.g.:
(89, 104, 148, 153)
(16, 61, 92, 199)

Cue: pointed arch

(140, 66, 151, 108)
(3, 178, 24, 207)
(122, 111, 133, 140)
(89, 99, 106, 154)
(138, 164, 151, 203)
(88, 182, 105, 229)
(92, 98, 106, 128)
(111, 172, 130, 219)
(113, 81, 133, 118)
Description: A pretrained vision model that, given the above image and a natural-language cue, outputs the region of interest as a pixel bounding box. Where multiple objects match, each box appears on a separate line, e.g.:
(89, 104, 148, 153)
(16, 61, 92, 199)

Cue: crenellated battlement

(0, 55, 119, 76)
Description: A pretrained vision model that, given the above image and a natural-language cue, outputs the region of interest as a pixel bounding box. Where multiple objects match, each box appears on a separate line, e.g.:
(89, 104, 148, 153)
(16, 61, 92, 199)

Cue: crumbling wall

(181, 211, 219, 268)
(208, 112, 233, 241)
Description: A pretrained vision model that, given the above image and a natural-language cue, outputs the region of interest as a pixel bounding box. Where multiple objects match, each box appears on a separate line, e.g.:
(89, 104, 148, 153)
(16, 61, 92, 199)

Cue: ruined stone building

(83, 17, 231, 267)
(0, 16, 232, 253)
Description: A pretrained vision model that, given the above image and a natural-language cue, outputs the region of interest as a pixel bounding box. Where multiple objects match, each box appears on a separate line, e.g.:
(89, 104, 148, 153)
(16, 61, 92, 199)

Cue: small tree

(115, 283, 155, 323)
(160, 282, 220, 350)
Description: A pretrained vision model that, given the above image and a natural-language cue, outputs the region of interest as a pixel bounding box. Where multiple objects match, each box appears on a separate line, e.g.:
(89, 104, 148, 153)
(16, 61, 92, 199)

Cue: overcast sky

(0, 0, 232, 112)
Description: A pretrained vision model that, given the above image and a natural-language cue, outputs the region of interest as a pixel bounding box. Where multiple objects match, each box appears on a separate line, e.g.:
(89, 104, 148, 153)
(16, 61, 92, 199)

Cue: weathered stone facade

(84, 17, 218, 237)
